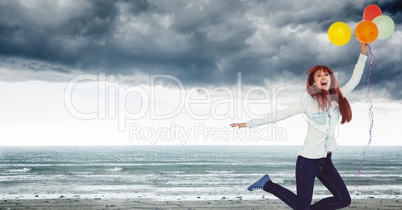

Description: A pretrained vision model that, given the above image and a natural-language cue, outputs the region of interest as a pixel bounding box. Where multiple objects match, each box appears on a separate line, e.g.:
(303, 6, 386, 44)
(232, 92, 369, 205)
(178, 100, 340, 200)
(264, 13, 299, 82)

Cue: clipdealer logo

(64, 73, 288, 144)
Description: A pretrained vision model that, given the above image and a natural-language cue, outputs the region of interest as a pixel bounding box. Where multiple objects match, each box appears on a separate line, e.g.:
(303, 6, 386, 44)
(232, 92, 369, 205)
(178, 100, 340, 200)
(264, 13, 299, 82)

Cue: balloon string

(356, 44, 375, 194)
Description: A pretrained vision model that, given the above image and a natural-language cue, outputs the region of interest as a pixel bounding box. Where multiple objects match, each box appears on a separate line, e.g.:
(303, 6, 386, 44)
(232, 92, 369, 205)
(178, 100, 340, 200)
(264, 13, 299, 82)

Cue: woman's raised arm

(341, 43, 369, 96)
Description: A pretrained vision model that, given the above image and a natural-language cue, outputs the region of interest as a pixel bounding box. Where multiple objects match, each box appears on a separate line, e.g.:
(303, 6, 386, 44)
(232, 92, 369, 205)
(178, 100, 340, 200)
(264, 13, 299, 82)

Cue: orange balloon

(355, 21, 378, 43)
(363, 4, 382, 21)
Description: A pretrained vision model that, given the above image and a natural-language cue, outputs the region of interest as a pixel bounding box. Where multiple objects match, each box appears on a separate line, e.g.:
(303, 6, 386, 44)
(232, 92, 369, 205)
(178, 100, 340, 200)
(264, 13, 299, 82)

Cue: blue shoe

(247, 174, 270, 191)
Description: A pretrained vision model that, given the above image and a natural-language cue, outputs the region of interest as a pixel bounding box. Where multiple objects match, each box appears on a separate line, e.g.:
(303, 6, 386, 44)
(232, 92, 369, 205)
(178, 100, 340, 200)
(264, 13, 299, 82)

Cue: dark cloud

(0, 0, 401, 99)
(381, 0, 402, 21)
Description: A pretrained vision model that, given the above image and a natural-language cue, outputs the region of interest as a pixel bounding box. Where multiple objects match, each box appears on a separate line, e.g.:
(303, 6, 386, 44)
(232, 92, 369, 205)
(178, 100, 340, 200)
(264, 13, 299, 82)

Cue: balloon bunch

(328, 4, 395, 46)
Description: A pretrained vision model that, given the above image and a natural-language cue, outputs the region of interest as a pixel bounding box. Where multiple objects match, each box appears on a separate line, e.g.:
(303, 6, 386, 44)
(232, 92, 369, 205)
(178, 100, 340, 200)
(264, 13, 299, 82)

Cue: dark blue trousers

(263, 153, 351, 210)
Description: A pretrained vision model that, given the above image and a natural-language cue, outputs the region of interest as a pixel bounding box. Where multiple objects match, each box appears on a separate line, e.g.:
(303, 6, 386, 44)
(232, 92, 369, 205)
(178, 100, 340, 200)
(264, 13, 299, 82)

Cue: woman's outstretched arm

(341, 43, 369, 96)
(230, 94, 305, 128)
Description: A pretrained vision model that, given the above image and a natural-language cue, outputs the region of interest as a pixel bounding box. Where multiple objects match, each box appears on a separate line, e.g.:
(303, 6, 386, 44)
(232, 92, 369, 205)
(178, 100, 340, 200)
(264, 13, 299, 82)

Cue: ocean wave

(7, 168, 32, 173)
(69, 172, 94, 175)
(107, 167, 123, 172)
(205, 170, 236, 174)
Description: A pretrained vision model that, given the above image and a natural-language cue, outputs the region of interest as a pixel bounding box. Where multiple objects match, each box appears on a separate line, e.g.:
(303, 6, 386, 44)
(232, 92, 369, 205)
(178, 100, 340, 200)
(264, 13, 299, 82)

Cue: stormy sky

(1, 0, 401, 97)
(0, 0, 401, 146)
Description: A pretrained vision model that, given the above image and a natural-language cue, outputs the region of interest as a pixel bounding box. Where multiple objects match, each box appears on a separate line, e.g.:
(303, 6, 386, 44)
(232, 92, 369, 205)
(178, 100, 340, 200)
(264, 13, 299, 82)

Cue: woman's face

(313, 69, 331, 90)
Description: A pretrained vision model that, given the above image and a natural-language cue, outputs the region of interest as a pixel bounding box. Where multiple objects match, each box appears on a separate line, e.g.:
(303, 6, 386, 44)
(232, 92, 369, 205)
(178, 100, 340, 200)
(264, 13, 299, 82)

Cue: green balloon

(373, 15, 395, 40)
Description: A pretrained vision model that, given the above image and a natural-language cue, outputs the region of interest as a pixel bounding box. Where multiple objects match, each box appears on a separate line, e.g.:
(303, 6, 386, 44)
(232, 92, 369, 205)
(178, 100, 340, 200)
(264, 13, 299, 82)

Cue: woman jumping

(230, 42, 368, 210)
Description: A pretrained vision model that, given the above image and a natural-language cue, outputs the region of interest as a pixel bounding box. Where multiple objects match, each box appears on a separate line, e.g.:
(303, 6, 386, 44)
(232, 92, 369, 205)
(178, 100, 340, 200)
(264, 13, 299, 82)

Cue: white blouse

(246, 54, 368, 158)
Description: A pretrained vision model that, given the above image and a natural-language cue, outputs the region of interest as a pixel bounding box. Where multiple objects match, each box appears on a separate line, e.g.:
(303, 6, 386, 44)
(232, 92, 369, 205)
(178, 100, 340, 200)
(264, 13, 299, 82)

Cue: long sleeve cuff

(358, 54, 368, 63)
(246, 120, 255, 128)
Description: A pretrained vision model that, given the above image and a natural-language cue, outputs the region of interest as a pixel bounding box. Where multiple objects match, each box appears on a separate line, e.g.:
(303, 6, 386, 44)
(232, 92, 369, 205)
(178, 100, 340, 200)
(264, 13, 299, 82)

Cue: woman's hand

(360, 42, 368, 55)
(230, 123, 247, 128)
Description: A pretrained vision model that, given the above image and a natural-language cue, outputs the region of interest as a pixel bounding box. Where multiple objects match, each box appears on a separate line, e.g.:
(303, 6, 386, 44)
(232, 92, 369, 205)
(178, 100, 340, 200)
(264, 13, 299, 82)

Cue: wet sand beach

(0, 198, 400, 210)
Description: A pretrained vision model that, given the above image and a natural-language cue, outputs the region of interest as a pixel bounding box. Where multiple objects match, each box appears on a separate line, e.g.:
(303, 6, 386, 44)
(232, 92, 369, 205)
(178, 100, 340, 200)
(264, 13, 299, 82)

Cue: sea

(0, 146, 401, 201)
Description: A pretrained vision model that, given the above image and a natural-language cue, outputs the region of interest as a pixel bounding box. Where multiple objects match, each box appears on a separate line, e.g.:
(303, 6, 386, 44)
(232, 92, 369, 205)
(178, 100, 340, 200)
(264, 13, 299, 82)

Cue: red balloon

(355, 21, 378, 43)
(363, 4, 382, 21)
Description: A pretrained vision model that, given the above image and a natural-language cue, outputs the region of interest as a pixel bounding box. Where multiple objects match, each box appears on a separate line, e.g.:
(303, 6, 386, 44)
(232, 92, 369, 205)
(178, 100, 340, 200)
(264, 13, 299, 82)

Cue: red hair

(306, 66, 352, 124)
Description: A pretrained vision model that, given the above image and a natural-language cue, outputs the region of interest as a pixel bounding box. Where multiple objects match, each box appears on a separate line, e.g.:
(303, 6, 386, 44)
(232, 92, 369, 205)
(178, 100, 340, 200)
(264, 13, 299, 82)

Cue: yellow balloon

(328, 22, 352, 46)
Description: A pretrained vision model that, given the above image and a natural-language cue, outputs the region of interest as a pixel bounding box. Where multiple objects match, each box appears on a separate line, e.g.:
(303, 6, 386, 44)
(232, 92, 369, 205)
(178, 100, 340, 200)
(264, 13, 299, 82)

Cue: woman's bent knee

(341, 194, 351, 208)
